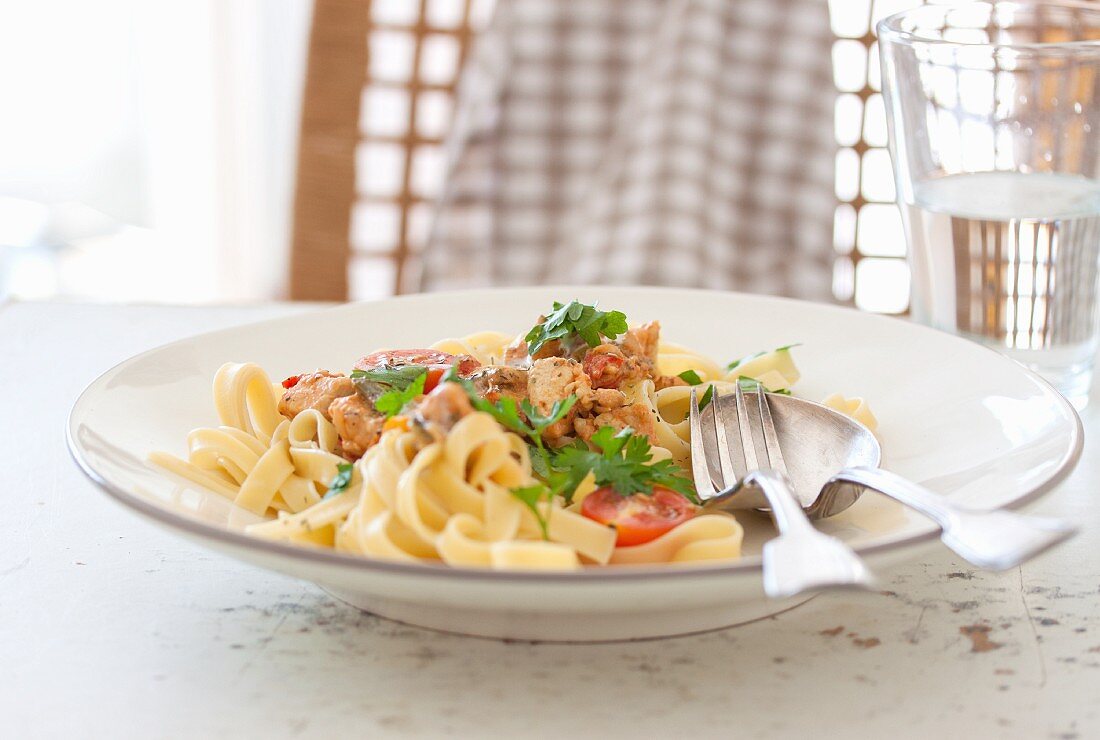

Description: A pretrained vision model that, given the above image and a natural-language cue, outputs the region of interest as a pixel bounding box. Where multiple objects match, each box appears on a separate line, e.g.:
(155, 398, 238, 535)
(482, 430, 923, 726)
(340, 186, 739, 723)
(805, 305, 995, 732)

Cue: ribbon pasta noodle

(430, 331, 515, 366)
(151, 317, 875, 572)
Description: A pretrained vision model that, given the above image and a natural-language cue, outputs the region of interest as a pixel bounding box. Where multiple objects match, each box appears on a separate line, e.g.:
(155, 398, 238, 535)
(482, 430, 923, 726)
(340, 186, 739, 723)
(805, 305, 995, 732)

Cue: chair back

(290, 0, 922, 309)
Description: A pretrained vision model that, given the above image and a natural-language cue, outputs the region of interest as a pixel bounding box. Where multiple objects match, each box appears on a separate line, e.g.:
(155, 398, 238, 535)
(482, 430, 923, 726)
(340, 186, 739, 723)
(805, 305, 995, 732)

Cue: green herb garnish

(528, 445, 552, 479)
(323, 462, 355, 500)
(442, 367, 576, 462)
(351, 365, 431, 410)
(510, 484, 553, 539)
(726, 353, 759, 372)
(521, 397, 577, 448)
(726, 343, 801, 371)
(736, 375, 792, 395)
(678, 369, 703, 385)
(697, 384, 715, 411)
(442, 366, 589, 523)
(373, 371, 427, 418)
(550, 426, 699, 504)
(524, 300, 629, 357)
(350, 365, 427, 390)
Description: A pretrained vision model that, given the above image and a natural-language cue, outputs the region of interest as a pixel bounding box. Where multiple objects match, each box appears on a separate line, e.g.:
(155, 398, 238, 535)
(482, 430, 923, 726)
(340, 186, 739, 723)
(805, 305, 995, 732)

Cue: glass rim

(877, 1, 1100, 56)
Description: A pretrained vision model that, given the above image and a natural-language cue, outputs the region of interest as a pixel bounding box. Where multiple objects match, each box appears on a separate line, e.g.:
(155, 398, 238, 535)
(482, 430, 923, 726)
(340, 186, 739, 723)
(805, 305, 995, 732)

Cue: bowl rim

(66, 285, 1085, 584)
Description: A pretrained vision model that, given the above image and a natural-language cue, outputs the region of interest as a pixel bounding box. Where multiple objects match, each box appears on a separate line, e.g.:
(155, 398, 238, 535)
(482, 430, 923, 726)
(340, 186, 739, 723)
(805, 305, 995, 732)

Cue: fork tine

(732, 381, 759, 471)
(754, 386, 790, 478)
(710, 389, 740, 491)
(704, 383, 876, 597)
(688, 388, 719, 499)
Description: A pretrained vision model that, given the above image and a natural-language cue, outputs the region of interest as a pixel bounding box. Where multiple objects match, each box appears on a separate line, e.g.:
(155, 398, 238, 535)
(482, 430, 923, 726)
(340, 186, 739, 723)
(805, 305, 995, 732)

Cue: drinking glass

(879, 1, 1100, 407)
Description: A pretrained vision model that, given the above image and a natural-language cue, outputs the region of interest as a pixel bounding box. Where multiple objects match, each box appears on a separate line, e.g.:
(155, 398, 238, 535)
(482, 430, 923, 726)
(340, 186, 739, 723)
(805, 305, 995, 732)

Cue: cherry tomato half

(580, 486, 696, 547)
(354, 349, 481, 387)
(421, 365, 449, 394)
(582, 351, 625, 389)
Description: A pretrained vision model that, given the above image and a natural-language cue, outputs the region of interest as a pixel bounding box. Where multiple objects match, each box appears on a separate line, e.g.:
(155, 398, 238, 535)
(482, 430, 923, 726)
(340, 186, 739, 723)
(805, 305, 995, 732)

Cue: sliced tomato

(354, 349, 481, 381)
(583, 351, 625, 389)
(281, 374, 301, 389)
(421, 365, 448, 393)
(580, 486, 696, 547)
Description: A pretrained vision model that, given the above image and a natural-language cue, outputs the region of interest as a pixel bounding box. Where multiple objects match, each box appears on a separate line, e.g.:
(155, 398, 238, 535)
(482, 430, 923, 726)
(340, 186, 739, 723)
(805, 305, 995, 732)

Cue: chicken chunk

(354, 349, 480, 375)
(502, 335, 534, 368)
(502, 333, 571, 367)
(583, 343, 651, 389)
(328, 393, 385, 459)
(278, 371, 355, 421)
(573, 401, 660, 446)
(467, 366, 528, 407)
(591, 388, 628, 413)
(527, 357, 592, 442)
(618, 321, 661, 367)
(414, 382, 474, 434)
(654, 374, 689, 391)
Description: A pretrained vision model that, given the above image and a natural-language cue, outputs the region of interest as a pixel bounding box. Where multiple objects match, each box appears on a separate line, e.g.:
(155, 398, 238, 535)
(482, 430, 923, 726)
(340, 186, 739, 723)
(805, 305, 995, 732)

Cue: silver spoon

(699, 391, 1076, 571)
(689, 385, 874, 598)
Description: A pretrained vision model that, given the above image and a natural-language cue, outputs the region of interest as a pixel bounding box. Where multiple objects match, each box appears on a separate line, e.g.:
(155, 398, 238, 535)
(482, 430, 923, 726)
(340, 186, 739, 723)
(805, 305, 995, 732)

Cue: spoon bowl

(699, 393, 881, 519)
(702, 391, 1076, 569)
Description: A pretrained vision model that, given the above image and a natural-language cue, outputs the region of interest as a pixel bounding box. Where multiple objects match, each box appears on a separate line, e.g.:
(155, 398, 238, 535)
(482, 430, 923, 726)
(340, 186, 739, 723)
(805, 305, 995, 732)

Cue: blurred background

(0, 0, 919, 313)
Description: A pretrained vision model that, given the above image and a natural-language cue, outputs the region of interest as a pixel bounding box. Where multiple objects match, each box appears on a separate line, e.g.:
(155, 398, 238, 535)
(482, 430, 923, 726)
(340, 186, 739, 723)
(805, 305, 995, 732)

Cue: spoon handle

(832, 466, 1076, 571)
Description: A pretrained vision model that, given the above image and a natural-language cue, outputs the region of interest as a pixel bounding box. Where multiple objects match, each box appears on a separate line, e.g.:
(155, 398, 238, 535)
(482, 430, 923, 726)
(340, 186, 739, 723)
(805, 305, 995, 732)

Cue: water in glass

(904, 171, 1100, 403)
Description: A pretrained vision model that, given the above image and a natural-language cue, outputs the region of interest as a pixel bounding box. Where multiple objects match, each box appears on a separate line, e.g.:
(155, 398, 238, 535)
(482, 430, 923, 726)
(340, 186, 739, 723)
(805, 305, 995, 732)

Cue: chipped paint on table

(2, 301, 1098, 738)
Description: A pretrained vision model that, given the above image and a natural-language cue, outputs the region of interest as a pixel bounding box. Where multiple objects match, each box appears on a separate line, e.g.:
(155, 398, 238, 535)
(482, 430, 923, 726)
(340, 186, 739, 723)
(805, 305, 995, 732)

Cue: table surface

(3, 299, 1099, 739)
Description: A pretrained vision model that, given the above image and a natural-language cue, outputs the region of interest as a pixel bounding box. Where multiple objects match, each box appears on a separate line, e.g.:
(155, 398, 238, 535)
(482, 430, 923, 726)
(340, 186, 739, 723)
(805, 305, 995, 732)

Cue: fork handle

(743, 469, 817, 535)
(830, 466, 1076, 570)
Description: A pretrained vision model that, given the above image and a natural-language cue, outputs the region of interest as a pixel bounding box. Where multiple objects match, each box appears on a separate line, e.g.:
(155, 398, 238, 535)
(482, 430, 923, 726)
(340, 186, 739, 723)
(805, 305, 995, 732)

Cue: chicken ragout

(278, 310, 686, 462)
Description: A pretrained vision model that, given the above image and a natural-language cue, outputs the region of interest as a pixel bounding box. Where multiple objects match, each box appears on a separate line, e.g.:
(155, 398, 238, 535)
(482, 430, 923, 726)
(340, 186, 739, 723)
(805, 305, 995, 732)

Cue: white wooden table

(4, 300, 1099, 739)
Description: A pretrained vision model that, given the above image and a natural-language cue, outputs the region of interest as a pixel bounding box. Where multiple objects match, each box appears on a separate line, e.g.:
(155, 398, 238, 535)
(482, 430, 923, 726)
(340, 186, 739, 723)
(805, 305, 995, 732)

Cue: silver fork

(825, 466, 1076, 571)
(689, 383, 876, 598)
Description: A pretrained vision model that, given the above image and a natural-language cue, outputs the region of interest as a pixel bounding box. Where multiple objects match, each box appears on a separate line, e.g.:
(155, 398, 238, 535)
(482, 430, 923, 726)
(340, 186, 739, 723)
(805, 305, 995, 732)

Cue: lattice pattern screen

(829, 0, 929, 314)
(349, 0, 495, 299)
(350, 0, 919, 311)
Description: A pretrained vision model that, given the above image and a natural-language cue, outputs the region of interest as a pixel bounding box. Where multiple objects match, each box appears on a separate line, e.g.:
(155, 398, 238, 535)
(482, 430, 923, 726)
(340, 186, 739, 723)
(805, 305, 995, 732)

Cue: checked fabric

(415, 0, 838, 300)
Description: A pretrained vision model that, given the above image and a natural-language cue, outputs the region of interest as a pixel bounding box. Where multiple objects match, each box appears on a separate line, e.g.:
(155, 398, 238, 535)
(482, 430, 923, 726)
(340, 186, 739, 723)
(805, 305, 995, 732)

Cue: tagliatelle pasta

(430, 331, 515, 366)
(154, 366, 740, 568)
(822, 393, 879, 432)
(151, 303, 875, 572)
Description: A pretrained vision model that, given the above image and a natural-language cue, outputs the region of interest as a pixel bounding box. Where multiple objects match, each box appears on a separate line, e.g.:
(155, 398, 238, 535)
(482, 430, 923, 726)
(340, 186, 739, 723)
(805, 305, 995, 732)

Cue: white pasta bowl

(67, 287, 1083, 641)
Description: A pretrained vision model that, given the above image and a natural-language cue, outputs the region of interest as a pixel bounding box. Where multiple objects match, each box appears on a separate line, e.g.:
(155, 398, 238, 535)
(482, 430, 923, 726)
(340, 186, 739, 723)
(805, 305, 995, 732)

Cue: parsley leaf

(323, 462, 354, 500)
(374, 371, 427, 418)
(510, 484, 552, 539)
(736, 375, 792, 395)
(726, 352, 761, 372)
(351, 365, 429, 404)
(524, 300, 629, 356)
(550, 426, 699, 505)
(349, 365, 426, 389)
(589, 425, 632, 455)
(441, 369, 694, 507)
(697, 384, 715, 411)
(445, 370, 531, 437)
(528, 444, 551, 478)
(477, 395, 530, 436)
(726, 343, 801, 371)
(521, 396, 577, 440)
(443, 366, 576, 467)
(678, 369, 703, 385)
